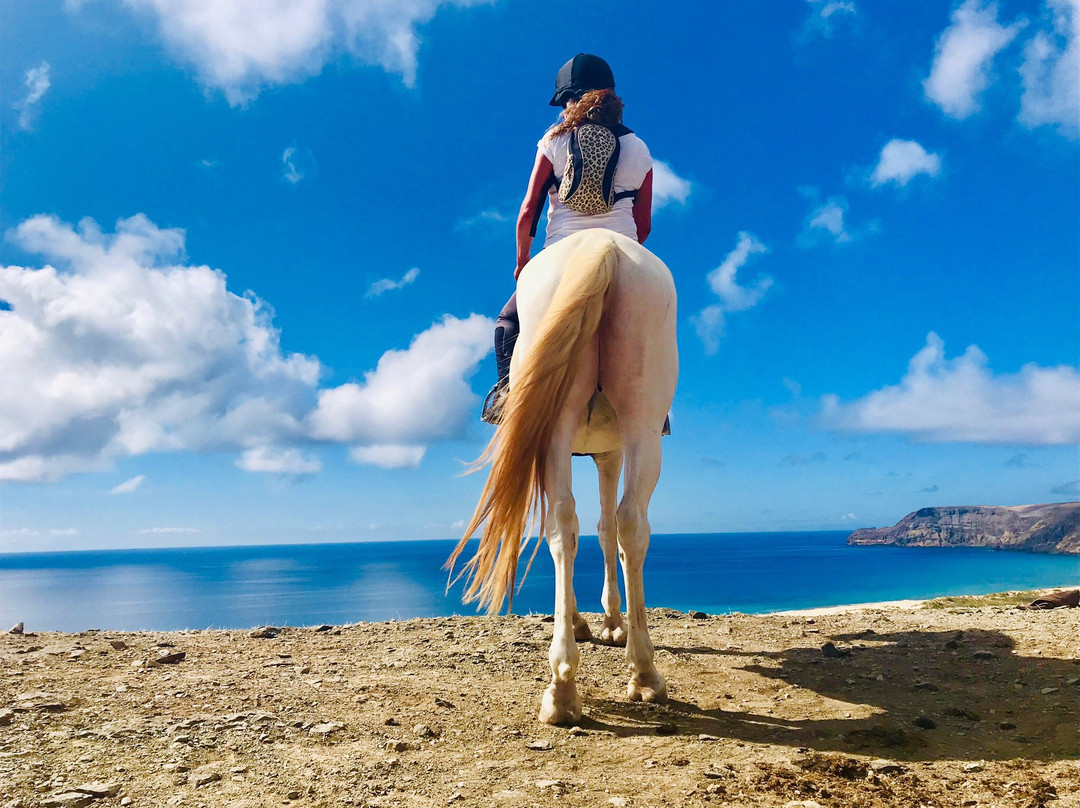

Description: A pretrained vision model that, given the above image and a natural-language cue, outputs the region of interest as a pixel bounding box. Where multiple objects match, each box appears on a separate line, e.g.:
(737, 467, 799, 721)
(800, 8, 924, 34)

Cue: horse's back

(514, 229, 677, 452)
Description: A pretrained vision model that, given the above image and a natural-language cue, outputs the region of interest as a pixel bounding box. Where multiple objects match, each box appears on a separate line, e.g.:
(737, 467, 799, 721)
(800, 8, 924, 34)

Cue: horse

(447, 227, 678, 725)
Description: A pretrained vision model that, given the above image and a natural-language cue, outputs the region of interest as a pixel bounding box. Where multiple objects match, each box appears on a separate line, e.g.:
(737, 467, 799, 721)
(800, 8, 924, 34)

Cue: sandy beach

(1, 592, 1077, 808)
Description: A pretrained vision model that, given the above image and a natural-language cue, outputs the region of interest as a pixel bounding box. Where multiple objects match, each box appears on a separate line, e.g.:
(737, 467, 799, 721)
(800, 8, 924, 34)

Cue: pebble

(0, 708, 13, 726)
(568, 726, 588, 737)
(698, 733, 720, 742)
(525, 740, 553, 751)
(534, 779, 563, 791)
(962, 762, 985, 772)
(413, 723, 437, 738)
(152, 652, 185, 666)
(72, 783, 120, 798)
(821, 642, 849, 658)
(108, 641, 127, 651)
(41, 795, 95, 808)
(310, 721, 344, 736)
(249, 626, 281, 639)
(8, 622, 24, 635)
(188, 769, 221, 787)
(1040, 687, 1059, 695)
(609, 799, 629, 808)
(689, 611, 708, 620)
(869, 759, 904, 774)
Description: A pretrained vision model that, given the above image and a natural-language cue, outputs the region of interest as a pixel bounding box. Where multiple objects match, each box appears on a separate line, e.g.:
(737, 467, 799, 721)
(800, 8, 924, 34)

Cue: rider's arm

(515, 152, 555, 279)
(633, 168, 653, 244)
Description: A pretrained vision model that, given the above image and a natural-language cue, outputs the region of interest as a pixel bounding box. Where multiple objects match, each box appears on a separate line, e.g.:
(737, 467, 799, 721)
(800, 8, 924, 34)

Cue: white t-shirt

(538, 127, 652, 247)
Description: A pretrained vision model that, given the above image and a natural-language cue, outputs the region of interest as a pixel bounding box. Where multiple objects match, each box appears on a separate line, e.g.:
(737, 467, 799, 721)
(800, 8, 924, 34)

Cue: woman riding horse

(483, 53, 655, 423)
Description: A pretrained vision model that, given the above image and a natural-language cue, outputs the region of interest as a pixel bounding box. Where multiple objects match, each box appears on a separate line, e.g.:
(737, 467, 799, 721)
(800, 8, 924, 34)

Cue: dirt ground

(2, 594, 1078, 808)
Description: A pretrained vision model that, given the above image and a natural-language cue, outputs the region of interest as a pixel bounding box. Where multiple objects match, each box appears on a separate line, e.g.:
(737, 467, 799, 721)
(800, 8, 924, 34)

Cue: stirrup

(481, 382, 508, 424)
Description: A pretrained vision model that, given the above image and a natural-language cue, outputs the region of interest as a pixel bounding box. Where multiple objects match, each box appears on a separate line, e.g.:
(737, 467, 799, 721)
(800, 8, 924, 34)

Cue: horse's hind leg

(594, 449, 627, 646)
(616, 427, 667, 703)
(538, 374, 596, 725)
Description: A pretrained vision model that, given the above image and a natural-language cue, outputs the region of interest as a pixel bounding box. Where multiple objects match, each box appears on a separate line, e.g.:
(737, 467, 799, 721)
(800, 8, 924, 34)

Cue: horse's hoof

(572, 614, 593, 642)
(538, 681, 582, 725)
(599, 618, 627, 647)
(627, 671, 668, 704)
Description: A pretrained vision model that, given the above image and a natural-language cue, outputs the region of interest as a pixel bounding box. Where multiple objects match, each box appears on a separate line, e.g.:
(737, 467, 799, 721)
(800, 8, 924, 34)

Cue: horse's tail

(447, 234, 619, 614)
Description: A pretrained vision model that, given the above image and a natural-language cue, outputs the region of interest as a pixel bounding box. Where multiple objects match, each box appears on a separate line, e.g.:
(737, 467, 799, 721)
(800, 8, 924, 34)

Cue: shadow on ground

(582, 628, 1079, 761)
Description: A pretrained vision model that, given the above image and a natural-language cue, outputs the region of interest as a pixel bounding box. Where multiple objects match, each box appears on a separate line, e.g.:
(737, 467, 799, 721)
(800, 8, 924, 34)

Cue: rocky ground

(1, 593, 1078, 808)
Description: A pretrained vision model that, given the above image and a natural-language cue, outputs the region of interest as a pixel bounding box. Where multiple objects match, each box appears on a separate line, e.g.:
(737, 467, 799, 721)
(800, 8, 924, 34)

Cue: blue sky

(1, 0, 1077, 552)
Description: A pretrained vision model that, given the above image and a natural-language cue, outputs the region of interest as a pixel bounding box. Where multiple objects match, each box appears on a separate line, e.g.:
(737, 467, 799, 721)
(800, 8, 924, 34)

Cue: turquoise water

(0, 532, 1076, 632)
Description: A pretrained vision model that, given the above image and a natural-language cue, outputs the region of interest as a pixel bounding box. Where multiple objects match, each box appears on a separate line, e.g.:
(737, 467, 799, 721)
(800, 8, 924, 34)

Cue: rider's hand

(514, 259, 528, 280)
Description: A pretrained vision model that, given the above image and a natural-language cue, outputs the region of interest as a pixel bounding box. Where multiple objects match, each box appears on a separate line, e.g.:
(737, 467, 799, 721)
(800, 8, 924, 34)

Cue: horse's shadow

(580, 628, 1078, 762)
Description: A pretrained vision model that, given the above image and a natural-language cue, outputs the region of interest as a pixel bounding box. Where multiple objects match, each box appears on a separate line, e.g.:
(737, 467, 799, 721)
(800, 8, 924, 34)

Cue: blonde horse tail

(447, 234, 619, 614)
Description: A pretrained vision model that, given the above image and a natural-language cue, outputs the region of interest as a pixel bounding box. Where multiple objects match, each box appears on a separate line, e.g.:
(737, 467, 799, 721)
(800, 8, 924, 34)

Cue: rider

(482, 53, 654, 423)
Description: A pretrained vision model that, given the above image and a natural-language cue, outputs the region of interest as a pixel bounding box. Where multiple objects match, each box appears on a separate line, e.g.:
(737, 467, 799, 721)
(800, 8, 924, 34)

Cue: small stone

(0, 708, 13, 726)
(108, 640, 128, 651)
(249, 626, 281, 639)
(698, 733, 720, 741)
(535, 780, 563, 791)
(434, 697, 455, 709)
(152, 652, 186, 665)
(41, 794, 95, 808)
(310, 721, 343, 736)
(998, 721, 1017, 730)
(1040, 687, 1059, 695)
(525, 740, 553, 751)
(869, 759, 904, 774)
(384, 717, 399, 726)
(121, 799, 132, 807)
(914, 716, 936, 730)
(15, 692, 67, 711)
(389, 740, 410, 752)
(73, 782, 120, 798)
(609, 799, 628, 808)
(286, 790, 302, 800)
(821, 642, 849, 658)
(313, 624, 333, 632)
(413, 723, 437, 738)
(689, 611, 708, 620)
(8, 622, 24, 635)
(567, 726, 588, 737)
(189, 769, 221, 787)
(448, 792, 464, 803)
(962, 762, 985, 772)
(972, 650, 994, 660)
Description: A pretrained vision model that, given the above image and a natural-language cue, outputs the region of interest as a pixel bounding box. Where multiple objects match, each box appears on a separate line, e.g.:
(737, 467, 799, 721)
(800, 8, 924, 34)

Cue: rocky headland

(847, 502, 1080, 554)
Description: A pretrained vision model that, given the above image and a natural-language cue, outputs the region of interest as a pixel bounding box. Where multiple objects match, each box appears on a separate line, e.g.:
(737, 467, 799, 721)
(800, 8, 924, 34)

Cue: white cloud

(14, 62, 51, 130)
(308, 313, 492, 445)
(236, 446, 320, 474)
(1019, 0, 1080, 137)
(282, 146, 316, 183)
(652, 160, 692, 211)
(691, 232, 772, 355)
(114, 0, 485, 105)
(802, 0, 857, 39)
(0, 213, 492, 482)
(870, 139, 943, 187)
(822, 333, 1080, 445)
(50, 527, 79, 535)
(137, 526, 201, 534)
(111, 474, 146, 494)
(366, 267, 420, 298)
(924, 0, 1024, 119)
(0, 528, 41, 537)
(807, 198, 851, 243)
(456, 208, 513, 229)
(349, 444, 426, 468)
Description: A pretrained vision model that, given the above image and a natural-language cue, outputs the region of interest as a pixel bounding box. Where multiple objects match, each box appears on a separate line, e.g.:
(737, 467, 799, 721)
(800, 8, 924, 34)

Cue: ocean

(0, 531, 1076, 632)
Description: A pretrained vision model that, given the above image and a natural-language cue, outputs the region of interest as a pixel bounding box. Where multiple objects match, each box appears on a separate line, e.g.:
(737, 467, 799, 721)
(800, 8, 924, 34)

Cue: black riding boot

(481, 293, 519, 424)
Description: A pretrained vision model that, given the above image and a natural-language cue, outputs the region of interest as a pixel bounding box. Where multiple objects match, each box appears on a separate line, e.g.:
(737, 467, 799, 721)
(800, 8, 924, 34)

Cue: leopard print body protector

(558, 124, 618, 215)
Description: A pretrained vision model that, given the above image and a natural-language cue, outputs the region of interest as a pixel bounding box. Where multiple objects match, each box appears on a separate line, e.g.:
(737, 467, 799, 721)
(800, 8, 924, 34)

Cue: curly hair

(549, 89, 624, 137)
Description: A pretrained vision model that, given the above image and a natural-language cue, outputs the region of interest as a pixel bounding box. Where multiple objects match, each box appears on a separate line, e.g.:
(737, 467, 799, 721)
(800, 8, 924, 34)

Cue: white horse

(448, 228, 678, 725)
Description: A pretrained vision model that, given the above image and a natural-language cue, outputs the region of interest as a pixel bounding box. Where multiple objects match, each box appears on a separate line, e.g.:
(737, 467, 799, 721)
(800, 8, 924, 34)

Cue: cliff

(847, 502, 1080, 554)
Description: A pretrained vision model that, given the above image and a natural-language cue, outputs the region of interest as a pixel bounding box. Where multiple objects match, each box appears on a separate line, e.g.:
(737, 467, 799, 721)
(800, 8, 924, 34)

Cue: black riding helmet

(549, 53, 615, 107)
